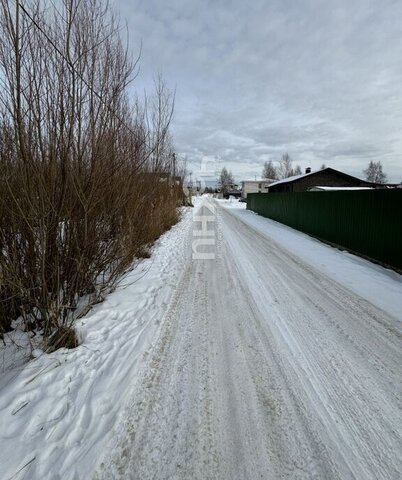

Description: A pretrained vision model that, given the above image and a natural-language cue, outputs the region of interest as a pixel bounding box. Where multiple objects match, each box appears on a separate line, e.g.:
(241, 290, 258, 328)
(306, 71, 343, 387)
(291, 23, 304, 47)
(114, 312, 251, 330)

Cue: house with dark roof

(268, 167, 396, 193)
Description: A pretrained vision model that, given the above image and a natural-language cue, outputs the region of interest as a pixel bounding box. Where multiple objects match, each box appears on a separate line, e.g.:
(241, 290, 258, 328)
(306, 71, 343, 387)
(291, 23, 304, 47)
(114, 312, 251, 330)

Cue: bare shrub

(0, 0, 182, 349)
(47, 325, 79, 351)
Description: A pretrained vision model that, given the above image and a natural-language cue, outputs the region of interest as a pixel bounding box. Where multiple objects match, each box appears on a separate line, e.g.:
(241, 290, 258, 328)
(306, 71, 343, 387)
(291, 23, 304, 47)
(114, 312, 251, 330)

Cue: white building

(241, 179, 275, 198)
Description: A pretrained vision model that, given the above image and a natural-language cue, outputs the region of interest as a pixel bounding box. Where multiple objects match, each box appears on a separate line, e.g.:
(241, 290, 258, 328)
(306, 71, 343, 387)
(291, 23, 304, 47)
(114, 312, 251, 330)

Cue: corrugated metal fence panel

(247, 190, 402, 270)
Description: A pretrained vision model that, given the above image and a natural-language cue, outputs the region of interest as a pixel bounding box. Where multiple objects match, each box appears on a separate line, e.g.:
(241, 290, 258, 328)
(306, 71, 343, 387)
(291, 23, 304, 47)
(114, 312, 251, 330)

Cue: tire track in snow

(94, 198, 402, 480)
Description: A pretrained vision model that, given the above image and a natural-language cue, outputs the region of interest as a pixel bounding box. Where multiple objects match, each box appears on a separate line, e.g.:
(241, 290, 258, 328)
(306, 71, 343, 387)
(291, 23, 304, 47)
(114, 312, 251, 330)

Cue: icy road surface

(95, 197, 402, 480)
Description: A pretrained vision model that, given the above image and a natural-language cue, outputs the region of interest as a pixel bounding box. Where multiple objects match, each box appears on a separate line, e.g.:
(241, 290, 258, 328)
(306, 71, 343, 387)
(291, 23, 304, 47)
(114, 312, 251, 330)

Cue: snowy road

(95, 198, 402, 480)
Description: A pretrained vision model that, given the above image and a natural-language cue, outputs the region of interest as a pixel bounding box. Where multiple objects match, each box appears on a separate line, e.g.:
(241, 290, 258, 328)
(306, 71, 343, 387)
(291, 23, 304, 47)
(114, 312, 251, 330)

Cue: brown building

(268, 167, 394, 193)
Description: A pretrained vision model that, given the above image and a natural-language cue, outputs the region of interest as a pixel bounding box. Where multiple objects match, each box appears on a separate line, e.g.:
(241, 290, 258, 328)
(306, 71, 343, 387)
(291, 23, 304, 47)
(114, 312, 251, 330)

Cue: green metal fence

(247, 190, 402, 270)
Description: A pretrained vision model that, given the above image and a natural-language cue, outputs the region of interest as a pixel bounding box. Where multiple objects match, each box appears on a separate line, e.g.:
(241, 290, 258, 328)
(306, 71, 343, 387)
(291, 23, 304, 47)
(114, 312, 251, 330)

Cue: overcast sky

(116, 0, 402, 182)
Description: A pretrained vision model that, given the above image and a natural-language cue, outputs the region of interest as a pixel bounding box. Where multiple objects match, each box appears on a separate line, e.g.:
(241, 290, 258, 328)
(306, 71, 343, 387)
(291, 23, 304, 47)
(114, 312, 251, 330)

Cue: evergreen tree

(218, 167, 234, 195)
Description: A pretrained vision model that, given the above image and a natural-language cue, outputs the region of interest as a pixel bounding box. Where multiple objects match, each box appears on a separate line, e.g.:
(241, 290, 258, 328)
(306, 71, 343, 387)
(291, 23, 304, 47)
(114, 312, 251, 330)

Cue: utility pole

(188, 172, 193, 203)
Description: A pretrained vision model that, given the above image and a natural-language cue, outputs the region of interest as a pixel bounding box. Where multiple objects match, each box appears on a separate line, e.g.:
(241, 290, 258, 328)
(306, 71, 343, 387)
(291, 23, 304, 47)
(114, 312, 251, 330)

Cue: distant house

(241, 179, 275, 198)
(268, 167, 397, 193)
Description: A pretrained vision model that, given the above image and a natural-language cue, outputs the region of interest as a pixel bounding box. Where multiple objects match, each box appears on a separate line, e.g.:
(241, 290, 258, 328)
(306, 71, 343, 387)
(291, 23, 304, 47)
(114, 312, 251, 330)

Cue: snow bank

(215, 198, 247, 209)
(221, 204, 402, 322)
(0, 208, 193, 480)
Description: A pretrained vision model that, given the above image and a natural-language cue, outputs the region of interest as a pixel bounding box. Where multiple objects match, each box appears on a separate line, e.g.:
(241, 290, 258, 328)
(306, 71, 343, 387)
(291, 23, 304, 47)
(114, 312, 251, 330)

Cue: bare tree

(293, 164, 302, 176)
(262, 160, 277, 179)
(0, 0, 180, 348)
(277, 153, 294, 179)
(363, 161, 387, 184)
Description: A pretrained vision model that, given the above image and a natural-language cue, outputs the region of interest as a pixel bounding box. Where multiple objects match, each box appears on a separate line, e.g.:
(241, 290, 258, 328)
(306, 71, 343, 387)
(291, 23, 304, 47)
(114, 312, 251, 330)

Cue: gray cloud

(117, 0, 402, 182)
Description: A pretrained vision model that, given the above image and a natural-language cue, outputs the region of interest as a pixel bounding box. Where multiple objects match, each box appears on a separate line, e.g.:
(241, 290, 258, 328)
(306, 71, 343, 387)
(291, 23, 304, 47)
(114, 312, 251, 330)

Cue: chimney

(305, 167, 311, 174)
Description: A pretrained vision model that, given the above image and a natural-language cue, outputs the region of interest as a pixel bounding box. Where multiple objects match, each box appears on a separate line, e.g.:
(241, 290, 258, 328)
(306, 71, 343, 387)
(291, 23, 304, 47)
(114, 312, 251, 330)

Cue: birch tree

(363, 161, 387, 184)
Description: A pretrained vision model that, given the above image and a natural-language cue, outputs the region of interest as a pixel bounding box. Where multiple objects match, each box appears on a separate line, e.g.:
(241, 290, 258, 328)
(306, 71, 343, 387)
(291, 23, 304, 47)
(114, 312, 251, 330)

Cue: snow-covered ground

(94, 197, 401, 479)
(219, 198, 402, 321)
(1, 196, 401, 479)
(0, 208, 193, 480)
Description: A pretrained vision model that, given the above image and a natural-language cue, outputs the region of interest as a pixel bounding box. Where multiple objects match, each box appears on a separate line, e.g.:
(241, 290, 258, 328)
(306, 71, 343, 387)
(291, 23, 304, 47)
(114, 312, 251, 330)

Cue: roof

(242, 179, 275, 183)
(268, 170, 319, 187)
(309, 186, 373, 191)
(268, 167, 377, 188)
